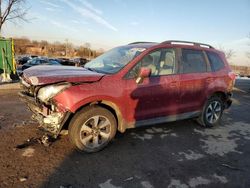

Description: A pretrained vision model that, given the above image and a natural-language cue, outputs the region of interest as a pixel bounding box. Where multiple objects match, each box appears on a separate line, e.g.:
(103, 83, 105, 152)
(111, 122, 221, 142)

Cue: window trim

(124, 47, 179, 80)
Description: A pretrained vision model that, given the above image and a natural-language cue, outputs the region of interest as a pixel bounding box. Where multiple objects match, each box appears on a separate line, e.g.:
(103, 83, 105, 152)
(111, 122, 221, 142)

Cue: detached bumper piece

(19, 91, 70, 138)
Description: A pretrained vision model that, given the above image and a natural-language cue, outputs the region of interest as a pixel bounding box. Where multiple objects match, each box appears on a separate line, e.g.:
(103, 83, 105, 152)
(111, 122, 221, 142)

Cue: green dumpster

(0, 38, 16, 81)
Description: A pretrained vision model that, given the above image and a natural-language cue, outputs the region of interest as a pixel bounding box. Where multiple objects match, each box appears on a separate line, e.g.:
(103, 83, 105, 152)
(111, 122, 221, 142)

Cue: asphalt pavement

(0, 78, 249, 188)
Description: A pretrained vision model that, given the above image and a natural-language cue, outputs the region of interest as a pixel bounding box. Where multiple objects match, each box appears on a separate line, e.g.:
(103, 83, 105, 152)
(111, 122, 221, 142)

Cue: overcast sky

(3, 0, 250, 65)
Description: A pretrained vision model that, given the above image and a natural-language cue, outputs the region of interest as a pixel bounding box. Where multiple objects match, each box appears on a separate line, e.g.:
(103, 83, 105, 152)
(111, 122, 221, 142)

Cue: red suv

(19, 40, 235, 152)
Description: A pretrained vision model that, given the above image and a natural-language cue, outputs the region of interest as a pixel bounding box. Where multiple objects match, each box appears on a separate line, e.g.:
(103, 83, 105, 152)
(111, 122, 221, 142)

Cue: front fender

(54, 89, 127, 132)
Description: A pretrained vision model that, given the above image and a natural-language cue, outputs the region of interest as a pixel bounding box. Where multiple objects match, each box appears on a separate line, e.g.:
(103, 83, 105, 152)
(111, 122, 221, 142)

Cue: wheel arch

(64, 99, 126, 133)
(208, 91, 227, 102)
(206, 90, 229, 109)
(98, 100, 126, 133)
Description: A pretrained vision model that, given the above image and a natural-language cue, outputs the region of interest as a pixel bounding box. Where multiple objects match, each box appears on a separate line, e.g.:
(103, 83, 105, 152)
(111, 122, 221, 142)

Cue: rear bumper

(19, 91, 70, 137)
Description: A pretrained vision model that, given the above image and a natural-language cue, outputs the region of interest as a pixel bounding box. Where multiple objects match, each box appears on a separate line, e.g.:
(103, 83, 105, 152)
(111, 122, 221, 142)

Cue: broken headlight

(37, 83, 71, 102)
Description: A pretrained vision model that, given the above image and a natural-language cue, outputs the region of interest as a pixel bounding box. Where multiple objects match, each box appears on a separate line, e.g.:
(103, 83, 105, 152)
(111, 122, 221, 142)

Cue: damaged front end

(19, 78, 71, 138)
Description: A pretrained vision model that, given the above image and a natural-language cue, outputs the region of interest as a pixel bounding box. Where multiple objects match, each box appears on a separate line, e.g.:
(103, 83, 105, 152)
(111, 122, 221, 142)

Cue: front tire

(69, 106, 117, 153)
(197, 96, 224, 128)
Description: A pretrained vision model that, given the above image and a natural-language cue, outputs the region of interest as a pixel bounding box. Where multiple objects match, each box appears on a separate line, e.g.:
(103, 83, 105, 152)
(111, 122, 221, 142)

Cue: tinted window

(182, 49, 207, 73)
(40, 60, 48, 64)
(206, 51, 224, 71)
(126, 49, 176, 78)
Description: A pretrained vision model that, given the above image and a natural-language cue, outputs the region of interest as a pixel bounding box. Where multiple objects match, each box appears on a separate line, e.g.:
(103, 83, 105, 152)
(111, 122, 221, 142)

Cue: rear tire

(69, 105, 117, 153)
(197, 96, 224, 128)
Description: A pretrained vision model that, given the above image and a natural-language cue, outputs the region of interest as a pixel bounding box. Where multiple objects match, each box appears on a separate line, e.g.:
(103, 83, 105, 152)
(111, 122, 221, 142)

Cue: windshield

(84, 46, 146, 74)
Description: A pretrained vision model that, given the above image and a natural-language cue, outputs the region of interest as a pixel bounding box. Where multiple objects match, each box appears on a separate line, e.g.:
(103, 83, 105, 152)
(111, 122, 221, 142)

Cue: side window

(158, 49, 176, 76)
(37, 60, 43, 64)
(182, 49, 207, 73)
(40, 60, 49, 64)
(206, 51, 224, 71)
(126, 61, 142, 79)
(126, 49, 176, 78)
(141, 50, 161, 76)
(126, 50, 161, 78)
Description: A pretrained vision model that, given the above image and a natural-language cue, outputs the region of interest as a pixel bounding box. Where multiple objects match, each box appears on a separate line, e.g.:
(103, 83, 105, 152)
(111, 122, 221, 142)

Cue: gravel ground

(0, 80, 249, 188)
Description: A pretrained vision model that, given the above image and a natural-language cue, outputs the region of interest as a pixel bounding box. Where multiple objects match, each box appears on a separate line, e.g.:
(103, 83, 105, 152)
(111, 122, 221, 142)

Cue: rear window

(206, 51, 225, 71)
(182, 49, 207, 73)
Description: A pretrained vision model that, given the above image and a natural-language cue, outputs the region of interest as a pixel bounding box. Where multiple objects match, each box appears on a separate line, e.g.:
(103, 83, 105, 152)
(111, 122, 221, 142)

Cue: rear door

(179, 48, 211, 113)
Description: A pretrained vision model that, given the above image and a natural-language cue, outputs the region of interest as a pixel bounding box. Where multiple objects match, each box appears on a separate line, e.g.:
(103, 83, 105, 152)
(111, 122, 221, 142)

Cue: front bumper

(19, 91, 70, 137)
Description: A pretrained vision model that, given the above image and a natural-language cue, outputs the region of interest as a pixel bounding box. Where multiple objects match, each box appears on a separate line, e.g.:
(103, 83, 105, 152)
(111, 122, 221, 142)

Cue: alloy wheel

(79, 115, 111, 149)
(205, 101, 222, 124)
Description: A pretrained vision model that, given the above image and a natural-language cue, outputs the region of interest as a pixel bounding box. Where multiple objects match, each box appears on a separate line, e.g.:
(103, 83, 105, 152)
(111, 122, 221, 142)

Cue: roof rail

(161, 40, 214, 49)
(128, 41, 155, 45)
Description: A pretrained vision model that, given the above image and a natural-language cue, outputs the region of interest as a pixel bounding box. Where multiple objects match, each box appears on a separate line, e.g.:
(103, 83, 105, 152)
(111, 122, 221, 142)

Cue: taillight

(228, 71, 236, 81)
(228, 71, 236, 86)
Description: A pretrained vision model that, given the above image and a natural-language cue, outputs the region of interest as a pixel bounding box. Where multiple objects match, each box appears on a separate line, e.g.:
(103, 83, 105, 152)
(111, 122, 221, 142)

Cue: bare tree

(85, 42, 91, 59)
(219, 46, 235, 60)
(224, 49, 235, 60)
(0, 0, 28, 34)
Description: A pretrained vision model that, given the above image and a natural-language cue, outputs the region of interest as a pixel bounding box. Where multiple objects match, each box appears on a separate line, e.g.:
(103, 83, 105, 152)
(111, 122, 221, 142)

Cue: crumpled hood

(23, 65, 105, 86)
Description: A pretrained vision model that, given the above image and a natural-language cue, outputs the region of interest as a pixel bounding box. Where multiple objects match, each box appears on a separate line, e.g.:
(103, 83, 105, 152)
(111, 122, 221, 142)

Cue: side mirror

(136, 67, 151, 84)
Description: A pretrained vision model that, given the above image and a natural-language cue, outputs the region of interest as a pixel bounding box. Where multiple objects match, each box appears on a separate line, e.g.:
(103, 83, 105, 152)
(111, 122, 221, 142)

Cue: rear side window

(182, 49, 207, 73)
(206, 51, 225, 71)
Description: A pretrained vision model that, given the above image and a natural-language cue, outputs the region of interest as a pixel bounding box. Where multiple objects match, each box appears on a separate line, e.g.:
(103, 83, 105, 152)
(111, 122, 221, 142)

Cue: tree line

(13, 37, 104, 58)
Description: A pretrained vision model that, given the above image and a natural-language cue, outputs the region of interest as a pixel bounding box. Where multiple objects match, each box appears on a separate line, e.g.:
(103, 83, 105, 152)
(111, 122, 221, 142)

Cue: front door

(123, 48, 180, 123)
